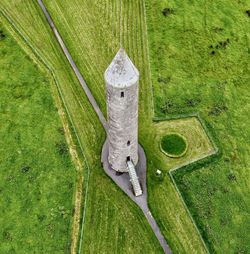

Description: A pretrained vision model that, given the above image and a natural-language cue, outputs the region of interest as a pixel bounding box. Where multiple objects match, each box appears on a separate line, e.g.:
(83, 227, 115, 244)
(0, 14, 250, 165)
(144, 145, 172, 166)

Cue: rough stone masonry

(105, 48, 139, 172)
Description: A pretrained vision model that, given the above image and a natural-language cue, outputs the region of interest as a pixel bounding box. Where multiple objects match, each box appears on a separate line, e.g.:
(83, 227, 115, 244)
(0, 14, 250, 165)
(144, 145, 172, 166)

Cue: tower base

(101, 139, 147, 200)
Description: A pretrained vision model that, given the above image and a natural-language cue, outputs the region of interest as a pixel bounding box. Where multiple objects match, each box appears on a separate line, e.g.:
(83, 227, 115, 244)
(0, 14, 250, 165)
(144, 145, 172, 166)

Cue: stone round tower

(104, 48, 139, 172)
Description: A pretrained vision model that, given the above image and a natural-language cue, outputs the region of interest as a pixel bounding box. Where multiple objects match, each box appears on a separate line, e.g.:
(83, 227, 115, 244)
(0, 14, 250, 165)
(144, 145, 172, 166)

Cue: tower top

(105, 48, 139, 88)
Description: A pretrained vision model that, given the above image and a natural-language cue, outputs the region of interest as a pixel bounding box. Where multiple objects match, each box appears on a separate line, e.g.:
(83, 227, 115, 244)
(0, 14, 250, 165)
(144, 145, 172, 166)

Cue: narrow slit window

(121, 91, 124, 98)
(127, 156, 130, 161)
(127, 141, 130, 146)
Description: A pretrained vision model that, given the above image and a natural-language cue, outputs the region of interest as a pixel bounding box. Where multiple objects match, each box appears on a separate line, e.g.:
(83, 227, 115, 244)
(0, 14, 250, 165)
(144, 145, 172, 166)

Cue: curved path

(37, 1, 172, 253)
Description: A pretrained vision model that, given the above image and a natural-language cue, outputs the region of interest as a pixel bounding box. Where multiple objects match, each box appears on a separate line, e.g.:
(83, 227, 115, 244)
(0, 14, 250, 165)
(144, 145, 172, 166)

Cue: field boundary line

(36, 1, 173, 253)
(153, 113, 219, 153)
(142, 0, 155, 118)
(142, 1, 217, 250)
(1, 4, 217, 254)
(155, 113, 219, 254)
(168, 150, 218, 254)
(0, 9, 91, 254)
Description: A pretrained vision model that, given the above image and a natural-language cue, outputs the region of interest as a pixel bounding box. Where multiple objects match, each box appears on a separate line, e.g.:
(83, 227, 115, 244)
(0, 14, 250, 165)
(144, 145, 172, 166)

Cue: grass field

(0, 23, 77, 253)
(2, 0, 248, 253)
(1, 1, 165, 253)
(145, 0, 250, 253)
(0, 0, 212, 253)
(36, 1, 213, 253)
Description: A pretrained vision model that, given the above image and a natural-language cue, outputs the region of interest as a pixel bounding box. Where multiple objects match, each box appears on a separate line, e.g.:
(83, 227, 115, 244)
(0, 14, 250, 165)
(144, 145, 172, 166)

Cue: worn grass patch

(0, 24, 76, 253)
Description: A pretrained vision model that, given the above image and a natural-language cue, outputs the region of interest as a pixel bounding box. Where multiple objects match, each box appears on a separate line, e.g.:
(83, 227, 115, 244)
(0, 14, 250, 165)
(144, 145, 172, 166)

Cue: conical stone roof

(105, 48, 139, 88)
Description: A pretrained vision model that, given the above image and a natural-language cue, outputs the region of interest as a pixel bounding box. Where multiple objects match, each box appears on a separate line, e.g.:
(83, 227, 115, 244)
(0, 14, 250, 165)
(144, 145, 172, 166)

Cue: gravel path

(37, 1, 172, 253)
(102, 140, 172, 254)
(37, 0, 108, 132)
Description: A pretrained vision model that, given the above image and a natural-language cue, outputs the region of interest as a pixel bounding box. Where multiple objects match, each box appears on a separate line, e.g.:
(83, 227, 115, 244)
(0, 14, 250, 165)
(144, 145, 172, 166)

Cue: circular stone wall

(160, 133, 188, 158)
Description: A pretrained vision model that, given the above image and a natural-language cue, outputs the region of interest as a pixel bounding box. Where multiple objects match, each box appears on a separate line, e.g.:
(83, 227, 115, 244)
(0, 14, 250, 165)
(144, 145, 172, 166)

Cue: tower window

(127, 156, 130, 161)
(121, 91, 124, 97)
(127, 141, 130, 146)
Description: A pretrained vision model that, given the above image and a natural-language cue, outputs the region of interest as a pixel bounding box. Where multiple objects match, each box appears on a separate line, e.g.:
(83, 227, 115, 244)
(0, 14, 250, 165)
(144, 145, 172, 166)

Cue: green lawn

(2, 0, 248, 253)
(1, 0, 210, 253)
(0, 24, 76, 253)
(145, 0, 250, 253)
(0, 2, 165, 253)
(35, 0, 215, 252)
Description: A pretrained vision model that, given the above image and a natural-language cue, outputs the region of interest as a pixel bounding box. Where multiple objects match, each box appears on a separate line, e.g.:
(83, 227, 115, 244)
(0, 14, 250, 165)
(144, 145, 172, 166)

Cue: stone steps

(127, 161, 142, 196)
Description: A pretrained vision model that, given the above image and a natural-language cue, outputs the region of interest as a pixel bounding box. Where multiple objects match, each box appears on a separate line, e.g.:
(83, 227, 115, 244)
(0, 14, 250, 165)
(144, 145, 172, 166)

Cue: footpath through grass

(0, 1, 164, 253)
(0, 24, 76, 253)
(145, 0, 250, 253)
(40, 0, 210, 253)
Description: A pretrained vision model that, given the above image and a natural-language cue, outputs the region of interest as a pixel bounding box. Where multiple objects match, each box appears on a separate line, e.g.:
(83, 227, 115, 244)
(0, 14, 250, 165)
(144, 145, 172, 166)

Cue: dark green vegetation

(146, 0, 250, 253)
(0, 24, 76, 253)
(161, 134, 187, 157)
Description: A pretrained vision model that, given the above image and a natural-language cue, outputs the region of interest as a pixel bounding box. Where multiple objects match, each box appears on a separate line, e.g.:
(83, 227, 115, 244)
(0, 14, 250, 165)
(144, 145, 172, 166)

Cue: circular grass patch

(160, 133, 188, 158)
